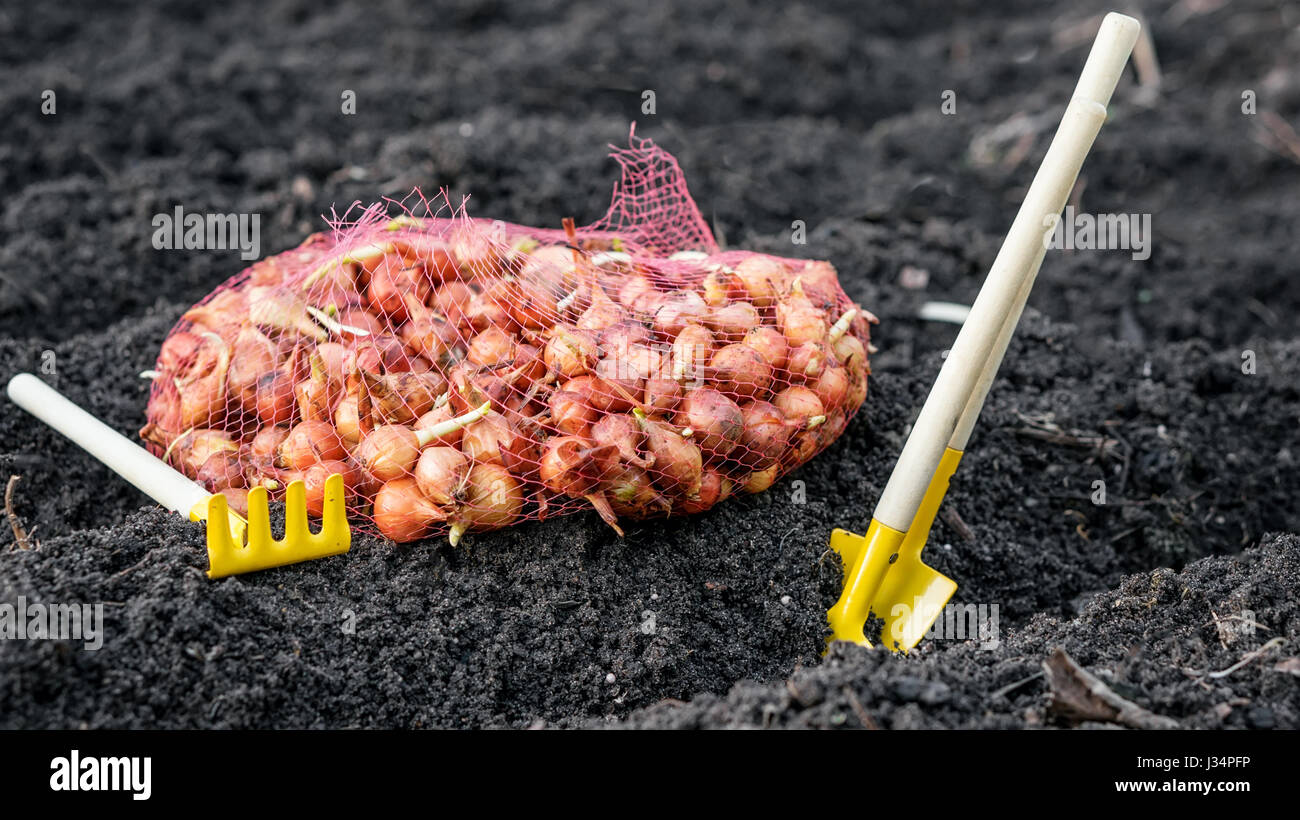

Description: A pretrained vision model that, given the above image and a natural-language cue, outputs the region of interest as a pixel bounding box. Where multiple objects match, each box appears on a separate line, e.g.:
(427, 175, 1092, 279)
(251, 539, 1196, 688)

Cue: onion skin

(278, 420, 346, 470)
(414, 446, 469, 507)
(701, 269, 744, 307)
(432, 282, 476, 328)
(599, 320, 652, 353)
(672, 324, 714, 385)
(255, 367, 298, 427)
(618, 275, 663, 315)
(577, 281, 627, 332)
(603, 459, 671, 518)
(736, 401, 792, 469)
(592, 413, 649, 468)
(593, 356, 641, 412)
(742, 464, 780, 494)
(451, 464, 524, 542)
(707, 301, 759, 343)
(742, 326, 788, 371)
(539, 435, 615, 497)
(636, 411, 703, 498)
(643, 377, 682, 417)
(709, 343, 772, 400)
(845, 364, 869, 410)
(563, 373, 623, 414)
(368, 262, 429, 323)
(249, 425, 290, 462)
(653, 291, 708, 339)
(176, 332, 231, 430)
(196, 451, 247, 493)
(786, 341, 829, 382)
(675, 388, 744, 461)
(460, 412, 527, 469)
(832, 332, 867, 368)
(733, 256, 785, 308)
(362, 371, 446, 426)
(544, 325, 599, 379)
(356, 425, 419, 483)
(818, 410, 849, 448)
(780, 306, 829, 348)
(168, 429, 238, 475)
(467, 326, 517, 368)
(773, 386, 826, 429)
(157, 331, 202, 375)
(334, 393, 362, 448)
(228, 327, 276, 413)
(374, 477, 446, 543)
(676, 469, 733, 514)
(549, 389, 597, 436)
(813, 363, 849, 412)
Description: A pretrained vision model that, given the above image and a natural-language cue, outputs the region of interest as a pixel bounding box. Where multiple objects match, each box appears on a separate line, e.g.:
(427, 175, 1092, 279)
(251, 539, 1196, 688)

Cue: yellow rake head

(192, 474, 351, 578)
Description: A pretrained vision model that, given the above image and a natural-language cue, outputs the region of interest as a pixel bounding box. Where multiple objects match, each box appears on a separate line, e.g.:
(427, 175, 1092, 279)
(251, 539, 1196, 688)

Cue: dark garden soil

(1, 0, 1297, 729)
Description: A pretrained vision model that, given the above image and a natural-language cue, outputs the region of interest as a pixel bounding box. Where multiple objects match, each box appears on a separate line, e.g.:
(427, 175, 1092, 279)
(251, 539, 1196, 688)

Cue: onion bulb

(634, 408, 703, 498)
(549, 389, 597, 436)
(592, 413, 650, 468)
(467, 326, 517, 368)
(414, 446, 469, 507)
(373, 477, 447, 543)
(773, 386, 826, 430)
(653, 291, 708, 339)
(674, 388, 744, 460)
(701, 268, 744, 307)
(448, 464, 524, 546)
(677, 469, 733, 514)
(544, 325, 599, 379)
(742, 464, 780, 494)
(741, 326, 788, 371)
(278, 420, 346, 470)
(736, 401, 792, 469)
(709, 343, 772, 400)
(733, 256, 785, 307)
(672, 323, 714, 384)
(706, 301, 760, 343)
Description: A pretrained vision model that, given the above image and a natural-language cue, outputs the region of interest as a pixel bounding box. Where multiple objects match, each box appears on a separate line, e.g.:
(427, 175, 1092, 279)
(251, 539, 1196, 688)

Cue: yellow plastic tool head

(193, 473, 351, 578)
(827, 447, 962, 653)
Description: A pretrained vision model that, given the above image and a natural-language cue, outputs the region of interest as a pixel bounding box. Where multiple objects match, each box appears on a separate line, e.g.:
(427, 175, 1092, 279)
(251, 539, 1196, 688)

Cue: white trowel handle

(949, 12, 1141, 452)
(6, 373, 210, 516)
(871, 13, 1140, 532)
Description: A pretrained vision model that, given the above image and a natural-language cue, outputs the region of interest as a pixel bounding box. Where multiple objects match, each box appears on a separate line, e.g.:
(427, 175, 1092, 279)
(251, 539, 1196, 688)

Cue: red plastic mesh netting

(141, 129, 876, 544)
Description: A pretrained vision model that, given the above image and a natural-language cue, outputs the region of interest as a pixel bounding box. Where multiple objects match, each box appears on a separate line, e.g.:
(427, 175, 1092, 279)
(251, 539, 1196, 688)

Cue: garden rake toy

(828, 13, 1141, 651)
(6, 373, 350, 577)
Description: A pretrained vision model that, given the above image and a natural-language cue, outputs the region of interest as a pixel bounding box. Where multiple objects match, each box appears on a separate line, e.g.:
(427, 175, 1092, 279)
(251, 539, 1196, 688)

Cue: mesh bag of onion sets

(141, 131, 876, 545)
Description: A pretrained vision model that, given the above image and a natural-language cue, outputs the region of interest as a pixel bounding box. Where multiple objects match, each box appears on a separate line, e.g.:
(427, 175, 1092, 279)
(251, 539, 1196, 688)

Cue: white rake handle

(873, 13, 1140, 531)
(6, 373, 210, 517)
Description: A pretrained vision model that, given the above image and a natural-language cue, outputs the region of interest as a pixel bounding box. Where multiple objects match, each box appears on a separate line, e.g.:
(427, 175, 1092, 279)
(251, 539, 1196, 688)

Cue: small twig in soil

(841, 686, 879, 730)
(5, 475, 36, 550)
(1206, 637, 1287, 680)
(939, 506, 975, 542)
(1043, 648, 1181, 729)
(989, 670, 1045, 700)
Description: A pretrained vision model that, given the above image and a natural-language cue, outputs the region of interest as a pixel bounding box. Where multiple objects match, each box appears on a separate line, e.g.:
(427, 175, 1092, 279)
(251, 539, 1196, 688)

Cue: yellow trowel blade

(828, 447, 963, 652)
